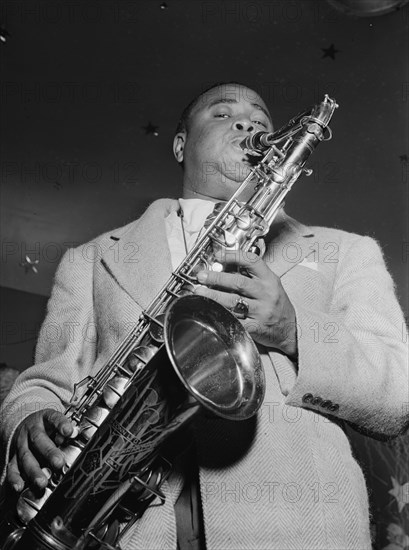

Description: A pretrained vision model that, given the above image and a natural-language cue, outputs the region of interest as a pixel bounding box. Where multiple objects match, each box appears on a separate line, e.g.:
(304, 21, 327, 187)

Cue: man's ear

(173, 132, 186, 164)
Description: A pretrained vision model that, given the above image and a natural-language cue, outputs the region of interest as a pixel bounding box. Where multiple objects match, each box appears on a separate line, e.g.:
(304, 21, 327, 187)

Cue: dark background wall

(1, 0, 408, 302)
(0, 1, 408, 547)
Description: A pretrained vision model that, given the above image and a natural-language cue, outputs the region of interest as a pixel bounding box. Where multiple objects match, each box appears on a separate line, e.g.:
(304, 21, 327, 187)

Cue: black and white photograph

(0, 1, 408, 549)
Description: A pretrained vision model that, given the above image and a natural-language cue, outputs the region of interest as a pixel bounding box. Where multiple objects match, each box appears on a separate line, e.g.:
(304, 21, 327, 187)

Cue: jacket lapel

(264, 210, 316, 278)
(100, 200, 315, 309)
(100, 198, 179, 310)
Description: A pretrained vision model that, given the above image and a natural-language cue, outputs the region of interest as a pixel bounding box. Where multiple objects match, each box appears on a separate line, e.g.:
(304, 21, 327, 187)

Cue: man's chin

(222, 160, 253, 184)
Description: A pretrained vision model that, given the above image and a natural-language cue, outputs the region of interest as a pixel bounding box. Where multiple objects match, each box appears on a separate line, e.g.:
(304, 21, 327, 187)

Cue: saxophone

(1, 95, 338, 550)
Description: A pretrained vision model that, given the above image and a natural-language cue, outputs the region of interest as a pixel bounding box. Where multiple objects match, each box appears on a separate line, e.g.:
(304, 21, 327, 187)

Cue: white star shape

(389, 476, 409, 513)
(20, 255, 40, 274)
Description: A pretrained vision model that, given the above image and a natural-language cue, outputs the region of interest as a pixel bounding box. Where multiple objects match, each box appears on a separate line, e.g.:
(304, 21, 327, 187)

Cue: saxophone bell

(165, 294, 264, 420)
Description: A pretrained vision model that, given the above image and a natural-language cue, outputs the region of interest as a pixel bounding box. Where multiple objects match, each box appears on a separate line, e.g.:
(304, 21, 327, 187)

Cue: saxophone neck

(230, 95, 339, 231)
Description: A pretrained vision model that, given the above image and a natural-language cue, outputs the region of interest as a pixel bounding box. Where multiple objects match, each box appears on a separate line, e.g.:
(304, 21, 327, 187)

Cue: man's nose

(233, 120, 255, 133)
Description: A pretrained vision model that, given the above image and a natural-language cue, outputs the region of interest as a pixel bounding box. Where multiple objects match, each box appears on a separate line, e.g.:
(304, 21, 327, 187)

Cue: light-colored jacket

(1, 199, 408, 550)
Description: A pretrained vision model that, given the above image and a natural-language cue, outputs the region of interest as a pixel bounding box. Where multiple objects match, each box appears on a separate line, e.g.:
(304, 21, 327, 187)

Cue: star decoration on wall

(321, 44, 340, 60)
(142, 122, 159, 136)
(389, 476, 409, 513)
(20, 255, 40, 274)
(0, 27, 10, 43)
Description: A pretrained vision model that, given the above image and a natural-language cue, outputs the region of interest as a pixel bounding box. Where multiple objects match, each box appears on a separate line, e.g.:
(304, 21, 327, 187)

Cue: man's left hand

(194, 250, 298, 359)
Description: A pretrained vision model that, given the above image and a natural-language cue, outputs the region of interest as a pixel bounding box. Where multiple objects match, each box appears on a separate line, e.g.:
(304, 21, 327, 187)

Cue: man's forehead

(195, 85, 271, 119)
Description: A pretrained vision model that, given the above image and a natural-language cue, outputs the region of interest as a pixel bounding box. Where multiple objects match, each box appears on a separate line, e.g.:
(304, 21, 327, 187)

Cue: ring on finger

(232, 296, 249, 320)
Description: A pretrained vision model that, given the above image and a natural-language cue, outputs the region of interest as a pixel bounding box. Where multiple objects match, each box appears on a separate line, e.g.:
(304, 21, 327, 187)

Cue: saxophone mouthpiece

(240, 131, 275, 153)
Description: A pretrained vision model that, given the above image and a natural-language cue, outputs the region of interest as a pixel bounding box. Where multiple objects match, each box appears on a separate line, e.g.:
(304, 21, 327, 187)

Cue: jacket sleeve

(282, 235, 408, 437)
(0, 246, 97, 484)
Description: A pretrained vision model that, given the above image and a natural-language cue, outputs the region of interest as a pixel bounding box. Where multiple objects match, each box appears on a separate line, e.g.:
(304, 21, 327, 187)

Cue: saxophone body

(1, 95, 338, 550)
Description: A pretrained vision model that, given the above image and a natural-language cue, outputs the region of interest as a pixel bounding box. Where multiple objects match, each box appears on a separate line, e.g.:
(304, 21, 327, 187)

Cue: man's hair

(174, 81, 250, 136)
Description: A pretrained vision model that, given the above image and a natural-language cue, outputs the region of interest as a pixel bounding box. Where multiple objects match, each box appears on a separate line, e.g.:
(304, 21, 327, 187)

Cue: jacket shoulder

(304, 223, 383, 253)
(302, 223, 390, 277)
(84, 198, 177, 249)
(63, 199, 176, 257)
(306, 224, 368, 243)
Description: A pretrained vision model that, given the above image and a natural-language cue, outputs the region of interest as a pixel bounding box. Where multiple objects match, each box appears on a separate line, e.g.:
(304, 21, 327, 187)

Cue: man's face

(175, 84, 273, 202)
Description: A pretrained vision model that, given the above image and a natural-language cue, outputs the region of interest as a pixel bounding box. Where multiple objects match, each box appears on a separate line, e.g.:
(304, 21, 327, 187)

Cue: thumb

(43, 409, 73, 438)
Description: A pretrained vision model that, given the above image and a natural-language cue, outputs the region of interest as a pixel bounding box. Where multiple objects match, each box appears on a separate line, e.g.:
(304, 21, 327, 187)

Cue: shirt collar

(177, 198, 217, 233)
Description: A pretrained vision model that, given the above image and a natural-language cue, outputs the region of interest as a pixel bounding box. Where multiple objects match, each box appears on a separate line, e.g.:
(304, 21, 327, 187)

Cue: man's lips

(230, 136, 247, 150)
(228, 136, 260, 165)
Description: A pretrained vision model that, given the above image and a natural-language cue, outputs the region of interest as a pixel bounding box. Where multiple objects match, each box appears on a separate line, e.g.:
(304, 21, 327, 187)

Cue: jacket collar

(101, 199, 315, 308)
(101, 198, 178, 310)
(263, 209, 316, 277)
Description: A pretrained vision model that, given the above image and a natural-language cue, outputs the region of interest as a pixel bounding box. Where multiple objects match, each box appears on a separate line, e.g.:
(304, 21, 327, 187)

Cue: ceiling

(0, 0, 408, 314)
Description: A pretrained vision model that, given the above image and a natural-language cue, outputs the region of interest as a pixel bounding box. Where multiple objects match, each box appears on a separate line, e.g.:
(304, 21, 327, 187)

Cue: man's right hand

(7, 409, 74, 493)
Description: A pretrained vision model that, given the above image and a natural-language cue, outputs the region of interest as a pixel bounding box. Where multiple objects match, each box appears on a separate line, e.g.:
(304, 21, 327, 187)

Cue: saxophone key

(148, 313, 165, 343)
(210, 262, 223, 272)
(103, 375, 131, 408)
(60, 442, 82, 469)
(178, 283, 196, 296)
(16, 486, 53, 524)
(80, 406, 110, 440)
(126, 345, 156, 373)
(235, 210, 252, 230)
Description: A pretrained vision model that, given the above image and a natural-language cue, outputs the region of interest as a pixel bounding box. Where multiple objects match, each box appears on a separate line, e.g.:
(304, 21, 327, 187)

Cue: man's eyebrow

(207, 98, 272, 122)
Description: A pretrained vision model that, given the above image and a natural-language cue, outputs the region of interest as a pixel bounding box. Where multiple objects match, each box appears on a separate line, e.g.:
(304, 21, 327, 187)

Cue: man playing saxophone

(1, 83, 408, 550)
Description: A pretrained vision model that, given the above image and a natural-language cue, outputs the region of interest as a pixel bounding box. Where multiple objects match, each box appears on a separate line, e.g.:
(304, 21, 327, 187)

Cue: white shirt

(165, 198, 216, 270)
